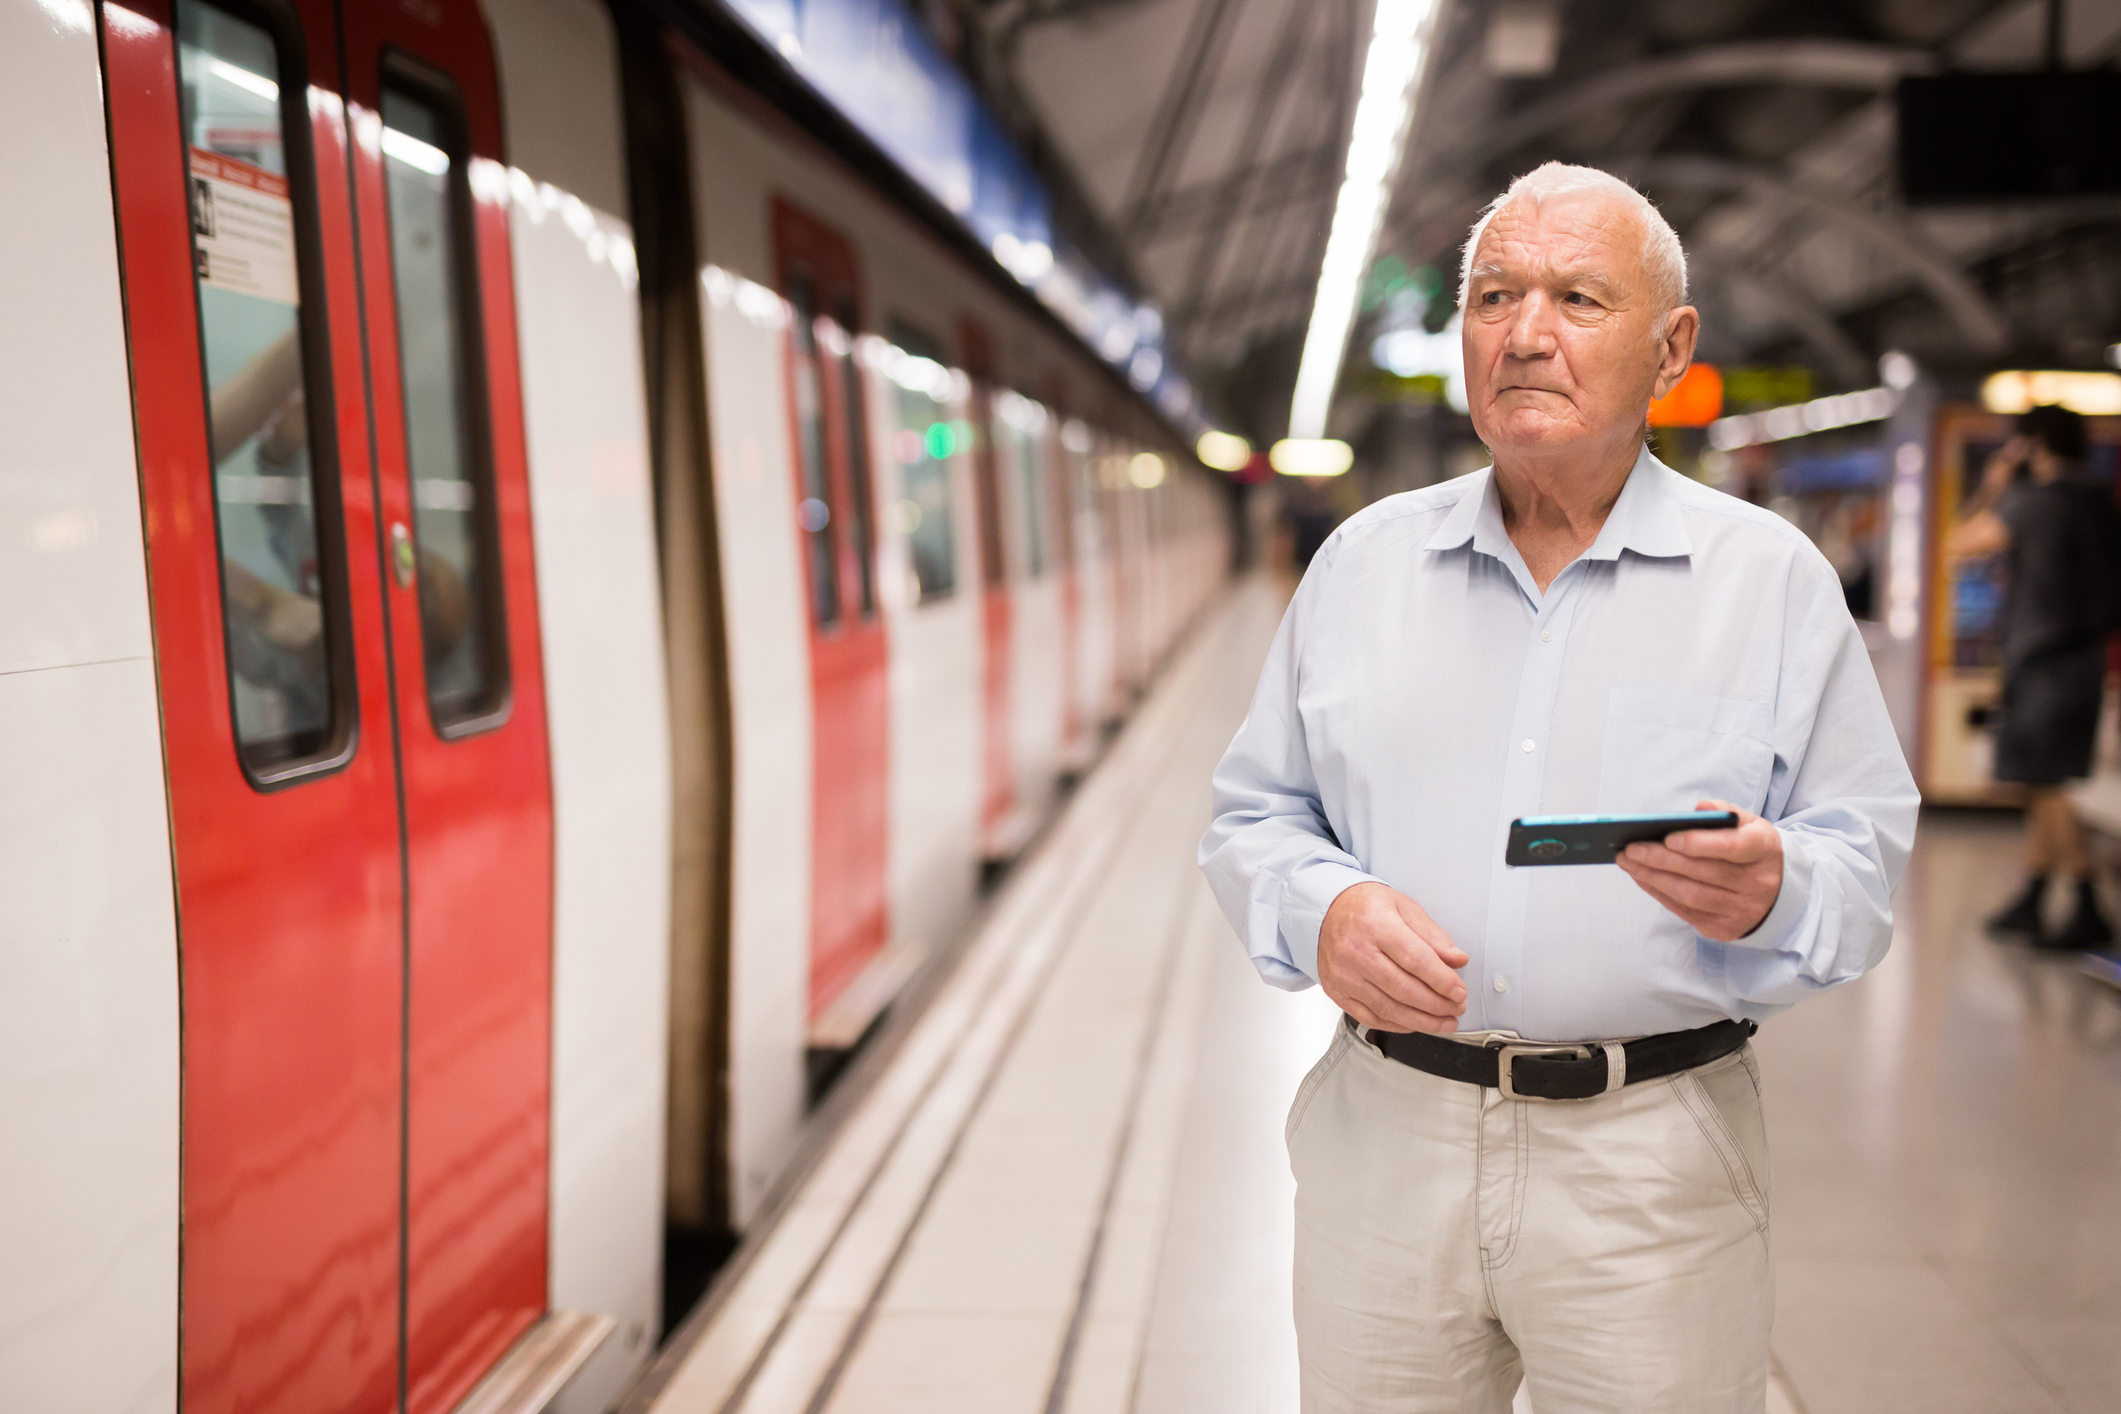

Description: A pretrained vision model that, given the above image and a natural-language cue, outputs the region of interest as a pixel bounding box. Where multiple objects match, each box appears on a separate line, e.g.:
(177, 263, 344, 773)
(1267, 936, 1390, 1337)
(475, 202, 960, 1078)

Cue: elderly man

(1200, 162, 1919, 1412)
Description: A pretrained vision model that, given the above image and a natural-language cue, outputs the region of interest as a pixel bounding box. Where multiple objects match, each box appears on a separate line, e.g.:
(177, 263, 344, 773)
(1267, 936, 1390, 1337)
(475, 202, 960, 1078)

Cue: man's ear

(1650, 306, 1700, 400)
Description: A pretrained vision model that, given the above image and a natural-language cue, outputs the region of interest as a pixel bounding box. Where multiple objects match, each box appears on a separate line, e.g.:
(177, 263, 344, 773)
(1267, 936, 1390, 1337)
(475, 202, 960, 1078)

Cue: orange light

(1648, 363, 1723, 428)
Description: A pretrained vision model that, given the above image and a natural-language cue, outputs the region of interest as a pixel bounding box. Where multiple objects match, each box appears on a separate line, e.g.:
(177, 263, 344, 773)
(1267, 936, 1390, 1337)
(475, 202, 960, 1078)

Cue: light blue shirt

(1200, 449, 1919, 1041)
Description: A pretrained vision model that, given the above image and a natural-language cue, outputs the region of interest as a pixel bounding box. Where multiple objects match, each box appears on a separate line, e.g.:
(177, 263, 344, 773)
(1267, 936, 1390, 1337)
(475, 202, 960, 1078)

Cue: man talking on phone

(1199, 163, 1919, 1414)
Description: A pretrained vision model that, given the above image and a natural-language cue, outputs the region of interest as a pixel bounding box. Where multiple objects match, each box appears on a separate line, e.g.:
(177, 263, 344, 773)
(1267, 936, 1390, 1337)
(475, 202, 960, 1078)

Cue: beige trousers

(1288, 1020, 1774, 1413)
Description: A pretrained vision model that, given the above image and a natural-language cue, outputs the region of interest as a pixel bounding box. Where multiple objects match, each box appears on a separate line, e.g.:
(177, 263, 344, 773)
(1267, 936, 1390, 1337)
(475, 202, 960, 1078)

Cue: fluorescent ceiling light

(1287, 0, 1439, 441)
(1128, 452, 1168, 489)
(1196, 430, 1252, 471)
(1270, 438, 1354, 477)
(382, 125, 450, 177)
(209, 56, 278, 103)
(1707, 387, 1899, 450)
(1981, 369, 2121, 417)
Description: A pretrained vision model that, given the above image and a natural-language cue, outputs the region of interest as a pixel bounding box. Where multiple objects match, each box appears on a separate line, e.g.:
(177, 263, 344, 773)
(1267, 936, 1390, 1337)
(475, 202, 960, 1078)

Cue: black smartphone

(1506, 811, 1739, 866)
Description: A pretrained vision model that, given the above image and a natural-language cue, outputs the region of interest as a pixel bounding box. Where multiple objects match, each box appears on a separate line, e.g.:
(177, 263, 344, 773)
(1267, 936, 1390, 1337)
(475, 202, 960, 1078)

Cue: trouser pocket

(1674, 1046, 1771, 1231)
(1286, 1020, 1355, 1149)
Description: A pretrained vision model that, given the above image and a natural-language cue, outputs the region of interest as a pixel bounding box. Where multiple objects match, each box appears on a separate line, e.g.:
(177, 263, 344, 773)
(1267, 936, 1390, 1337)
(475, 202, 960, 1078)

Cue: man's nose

(1502, 291, 1558, 358)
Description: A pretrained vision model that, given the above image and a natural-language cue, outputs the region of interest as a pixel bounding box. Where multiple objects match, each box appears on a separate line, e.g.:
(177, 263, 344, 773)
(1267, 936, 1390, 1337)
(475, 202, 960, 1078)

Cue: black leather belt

(1348, 1013, 1757, 1101)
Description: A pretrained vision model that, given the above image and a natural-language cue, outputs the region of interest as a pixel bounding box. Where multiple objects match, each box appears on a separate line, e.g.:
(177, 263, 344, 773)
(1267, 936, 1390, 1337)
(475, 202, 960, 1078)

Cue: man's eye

(1483, 291, 1504, 304)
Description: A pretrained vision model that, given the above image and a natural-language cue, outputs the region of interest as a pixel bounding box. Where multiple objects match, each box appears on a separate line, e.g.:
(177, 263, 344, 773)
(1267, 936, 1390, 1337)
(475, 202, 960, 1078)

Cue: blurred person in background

(1950, 404, 2121, 951)
(1284, 473, 1343, 573)
(1202, 163, 1916, 1414)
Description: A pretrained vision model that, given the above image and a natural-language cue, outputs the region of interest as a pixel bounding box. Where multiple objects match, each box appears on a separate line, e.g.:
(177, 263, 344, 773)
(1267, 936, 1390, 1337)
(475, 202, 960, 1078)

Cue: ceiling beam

(1131, 143, 1340, 240)
(1689, 254, 1872, 386)
(1616, 154, 2010, 353)
(1119, 0, 1247, 234)
(1422, 39, 1937, 179)
(1172, 0, 1322, 324)
(1168, 273, 1319, 328)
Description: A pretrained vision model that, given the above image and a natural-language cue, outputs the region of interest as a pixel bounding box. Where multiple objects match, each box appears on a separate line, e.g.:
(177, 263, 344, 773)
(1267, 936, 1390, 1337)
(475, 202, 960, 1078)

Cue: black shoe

(2037, 880, 2114, 952)
(1986, 876, 2048, 937)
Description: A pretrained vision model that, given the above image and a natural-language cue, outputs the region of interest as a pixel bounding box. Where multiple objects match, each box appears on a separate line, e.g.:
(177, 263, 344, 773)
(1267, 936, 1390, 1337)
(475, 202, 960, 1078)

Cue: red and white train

(0, 0, 1229, 1409)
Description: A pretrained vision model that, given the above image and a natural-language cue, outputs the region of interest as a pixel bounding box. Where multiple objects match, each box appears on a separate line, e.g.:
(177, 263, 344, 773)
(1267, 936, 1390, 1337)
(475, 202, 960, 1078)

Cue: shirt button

(1520, 738, 1535, 753)
(1493, 975, 1509, 993)
(1541, 628, 1553, 642)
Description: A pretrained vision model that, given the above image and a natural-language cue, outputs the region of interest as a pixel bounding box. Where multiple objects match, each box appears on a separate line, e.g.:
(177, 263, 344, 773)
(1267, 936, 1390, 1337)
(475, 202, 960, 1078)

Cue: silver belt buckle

(1490, 1040, 1594, 1101)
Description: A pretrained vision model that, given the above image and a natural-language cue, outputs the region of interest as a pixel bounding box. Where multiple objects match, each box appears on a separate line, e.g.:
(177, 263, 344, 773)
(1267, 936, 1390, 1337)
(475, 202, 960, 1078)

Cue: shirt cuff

(1732, 826, 1813, 951)
(1276, 861, 1380, 982)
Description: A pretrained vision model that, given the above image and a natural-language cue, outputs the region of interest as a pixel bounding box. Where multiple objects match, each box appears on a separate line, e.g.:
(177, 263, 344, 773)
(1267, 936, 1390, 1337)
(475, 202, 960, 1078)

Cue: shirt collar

(1423, 444, 1693, 562)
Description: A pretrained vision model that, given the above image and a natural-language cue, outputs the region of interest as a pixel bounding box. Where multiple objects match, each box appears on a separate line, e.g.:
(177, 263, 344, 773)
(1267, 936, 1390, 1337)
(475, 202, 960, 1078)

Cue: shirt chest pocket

(1597, 685, 1775, 816)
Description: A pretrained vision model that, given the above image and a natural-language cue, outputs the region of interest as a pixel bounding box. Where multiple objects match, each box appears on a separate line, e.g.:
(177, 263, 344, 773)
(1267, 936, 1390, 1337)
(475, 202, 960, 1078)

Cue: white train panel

(0, 4, 180, 1406)
(485, 0, 673, 1397)
(870, 355, 984, 1010)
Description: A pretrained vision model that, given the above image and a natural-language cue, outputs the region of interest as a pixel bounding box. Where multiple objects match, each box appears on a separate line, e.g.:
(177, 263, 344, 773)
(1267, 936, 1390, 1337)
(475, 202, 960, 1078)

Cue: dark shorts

(1995, 644, 2107, 786)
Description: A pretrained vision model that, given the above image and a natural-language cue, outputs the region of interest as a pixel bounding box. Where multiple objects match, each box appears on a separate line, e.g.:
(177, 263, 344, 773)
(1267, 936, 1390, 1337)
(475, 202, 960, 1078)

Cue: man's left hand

(1617, 798, 1783, 942)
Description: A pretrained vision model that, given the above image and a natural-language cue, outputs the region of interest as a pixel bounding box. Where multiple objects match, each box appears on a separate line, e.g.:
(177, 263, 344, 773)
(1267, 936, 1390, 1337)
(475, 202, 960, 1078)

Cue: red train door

(772, 199, 891, 1026)
(103, 1, 553, 1409)
(103, 2, 404, 1409)
(961, 320, 1014, 850)
(338, 5, 556, 1408)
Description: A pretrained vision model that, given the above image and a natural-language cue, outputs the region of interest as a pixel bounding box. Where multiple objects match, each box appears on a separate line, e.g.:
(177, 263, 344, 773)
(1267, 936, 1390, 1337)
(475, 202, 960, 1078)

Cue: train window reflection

(176, 0, 343, 776)
(786, 273, 842, 628)
(380, 75, 509, 730)
(993, 394, 1048, 578)
(888, 323, 957, 602)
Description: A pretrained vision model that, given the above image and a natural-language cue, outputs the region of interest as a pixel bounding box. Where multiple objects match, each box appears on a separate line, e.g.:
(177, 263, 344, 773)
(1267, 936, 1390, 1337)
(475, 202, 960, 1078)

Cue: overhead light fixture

(1270, 439, 1354, 477)
(1981, 369, 2121, 416)
(1287, 0, 1440, 441)
(1196, 430, 1252, 471)
(1128, 452, 1167, 489)
(1484, 3, 1559, 77)
(1707, 386, 1899, 450)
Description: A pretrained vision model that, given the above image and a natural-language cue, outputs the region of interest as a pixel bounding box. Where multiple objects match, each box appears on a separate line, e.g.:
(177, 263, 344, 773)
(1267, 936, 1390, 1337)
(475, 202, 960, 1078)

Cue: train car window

(993, 393, 1045, 578)
(379, 70, 509, 730)
(832, 295, 878, 617)
(786, 273, 842, 629)
(1017, 413, 1047, 579)
(176, 0, 347, 778)
(1060, 420, 1094, 563)
(887, 321, 957, 602)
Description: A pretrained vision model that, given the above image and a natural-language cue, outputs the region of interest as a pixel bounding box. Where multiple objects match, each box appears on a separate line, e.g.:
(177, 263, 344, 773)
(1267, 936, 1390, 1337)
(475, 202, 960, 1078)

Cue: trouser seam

(1479, 1098, 1529, 1274)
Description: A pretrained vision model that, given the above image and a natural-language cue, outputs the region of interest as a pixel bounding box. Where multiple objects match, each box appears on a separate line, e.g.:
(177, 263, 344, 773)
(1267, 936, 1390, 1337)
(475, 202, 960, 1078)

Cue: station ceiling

(963, 0, 2121, 436)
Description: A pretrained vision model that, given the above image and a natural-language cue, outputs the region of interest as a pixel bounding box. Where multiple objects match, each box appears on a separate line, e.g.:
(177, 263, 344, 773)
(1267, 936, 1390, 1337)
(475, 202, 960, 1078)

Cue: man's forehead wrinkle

(1475, 191, 1650, 297)
(1468, 236, 1637, 302)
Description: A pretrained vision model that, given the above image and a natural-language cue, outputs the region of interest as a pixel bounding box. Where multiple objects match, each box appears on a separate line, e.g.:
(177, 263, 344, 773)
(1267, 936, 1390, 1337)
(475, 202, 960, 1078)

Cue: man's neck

(1492, 436, 1642, 594)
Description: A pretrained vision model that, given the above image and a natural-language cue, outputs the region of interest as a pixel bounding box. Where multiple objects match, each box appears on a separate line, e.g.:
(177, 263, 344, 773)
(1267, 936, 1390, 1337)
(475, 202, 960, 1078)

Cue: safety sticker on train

(188, 148, 297, 305)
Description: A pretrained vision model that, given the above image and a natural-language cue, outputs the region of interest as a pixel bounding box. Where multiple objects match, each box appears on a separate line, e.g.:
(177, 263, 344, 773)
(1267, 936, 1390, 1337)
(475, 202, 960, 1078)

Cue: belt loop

(1603, 1041, 1627, 1094)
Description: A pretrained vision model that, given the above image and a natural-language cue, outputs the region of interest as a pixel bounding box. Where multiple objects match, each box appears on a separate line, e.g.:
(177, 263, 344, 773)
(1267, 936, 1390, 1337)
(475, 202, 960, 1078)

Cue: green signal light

(925, 422, 955, 459)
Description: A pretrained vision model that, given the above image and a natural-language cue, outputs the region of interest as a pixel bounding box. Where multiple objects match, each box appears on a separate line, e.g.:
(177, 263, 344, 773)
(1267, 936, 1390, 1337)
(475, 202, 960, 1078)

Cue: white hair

(1456, 162, 1688, 334)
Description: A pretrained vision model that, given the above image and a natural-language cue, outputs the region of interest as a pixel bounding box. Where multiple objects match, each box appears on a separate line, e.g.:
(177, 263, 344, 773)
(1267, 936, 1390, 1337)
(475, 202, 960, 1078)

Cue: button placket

(1485, 574, 1582, 1035)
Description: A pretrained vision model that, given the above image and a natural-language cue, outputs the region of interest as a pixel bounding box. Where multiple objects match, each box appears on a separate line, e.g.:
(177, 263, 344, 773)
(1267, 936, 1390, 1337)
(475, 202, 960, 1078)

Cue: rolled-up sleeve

(1198, 554, 1379, 990)
(1726, 570, 1920, 1003)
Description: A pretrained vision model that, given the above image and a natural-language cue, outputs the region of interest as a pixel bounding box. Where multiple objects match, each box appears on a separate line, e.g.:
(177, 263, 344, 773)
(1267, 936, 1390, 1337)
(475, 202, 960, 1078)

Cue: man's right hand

(1318, 882, 1469, 1034)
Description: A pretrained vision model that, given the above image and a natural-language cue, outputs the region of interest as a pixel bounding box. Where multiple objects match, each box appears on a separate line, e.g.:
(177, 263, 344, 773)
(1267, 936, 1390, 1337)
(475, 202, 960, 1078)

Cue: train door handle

(391, 522, 415, 588)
